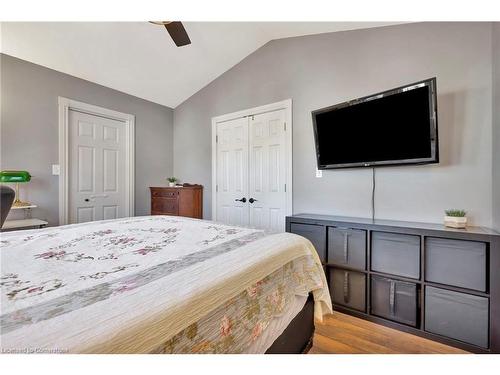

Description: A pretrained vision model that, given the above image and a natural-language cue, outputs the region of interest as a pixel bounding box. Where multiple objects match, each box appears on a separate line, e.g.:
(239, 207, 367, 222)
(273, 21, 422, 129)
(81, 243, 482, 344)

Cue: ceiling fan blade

(164, 22, 191, 47)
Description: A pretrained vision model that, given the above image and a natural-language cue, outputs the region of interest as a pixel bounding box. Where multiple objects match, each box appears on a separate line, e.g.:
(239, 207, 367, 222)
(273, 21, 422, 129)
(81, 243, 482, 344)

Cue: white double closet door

(216, 109, 289, 232)
(68, 109, 127, 223)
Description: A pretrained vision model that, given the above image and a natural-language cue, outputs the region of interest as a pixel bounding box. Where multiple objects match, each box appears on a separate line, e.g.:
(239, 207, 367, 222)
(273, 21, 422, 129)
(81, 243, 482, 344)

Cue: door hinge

(284, 184, 287, 192)
(216, 184, 218, 192)
(216, 135, 218, 143)
(284, 122, 286, 131)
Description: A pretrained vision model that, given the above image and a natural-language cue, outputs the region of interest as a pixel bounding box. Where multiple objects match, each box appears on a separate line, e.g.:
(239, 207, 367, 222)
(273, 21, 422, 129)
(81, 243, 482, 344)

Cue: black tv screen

(312, 78, 439, 169)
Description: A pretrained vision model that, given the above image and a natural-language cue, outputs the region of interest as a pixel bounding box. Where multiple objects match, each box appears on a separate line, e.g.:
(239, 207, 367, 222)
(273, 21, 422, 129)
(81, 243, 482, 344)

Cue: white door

(215, 117, 249, 226)
(248, 110, 287, 231)
(215, 108, 289, 232)
(68, 110, 127, 223)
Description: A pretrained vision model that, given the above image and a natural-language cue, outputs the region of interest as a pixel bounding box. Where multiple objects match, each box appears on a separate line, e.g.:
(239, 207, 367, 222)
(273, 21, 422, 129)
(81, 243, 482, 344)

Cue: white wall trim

(211, 99, 293, 222)
(58, 97, 135, 225)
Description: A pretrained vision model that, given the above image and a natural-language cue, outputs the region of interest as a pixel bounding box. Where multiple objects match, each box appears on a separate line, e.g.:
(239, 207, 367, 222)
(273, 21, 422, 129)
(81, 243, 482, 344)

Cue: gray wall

(493, 23, 500, 231)
(173, 22, 494, 227)
(1, 54, 174, 226)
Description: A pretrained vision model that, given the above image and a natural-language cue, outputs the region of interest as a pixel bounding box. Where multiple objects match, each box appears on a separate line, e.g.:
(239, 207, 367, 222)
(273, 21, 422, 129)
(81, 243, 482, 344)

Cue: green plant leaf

(445, 209, 466, 217)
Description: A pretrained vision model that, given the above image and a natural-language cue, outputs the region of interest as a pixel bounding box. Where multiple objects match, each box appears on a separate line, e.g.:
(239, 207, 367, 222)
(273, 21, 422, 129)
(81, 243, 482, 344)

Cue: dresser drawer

(152, 198, 179, 215)
(425, 286, 489, 348)
(329, 268, 366, 312)
(371, 275, 418, 327)
(151, 189, 179, 198)
(328, 227, 366, 269)
(425, 237, 487, 292)
(371, 232, 421, 279)
(289, 223, 326, 263)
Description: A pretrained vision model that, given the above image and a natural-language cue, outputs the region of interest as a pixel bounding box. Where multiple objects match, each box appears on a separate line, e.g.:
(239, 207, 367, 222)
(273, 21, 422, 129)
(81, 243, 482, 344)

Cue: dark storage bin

(371, 231, 420, 279)
(371, 275, 418, 327)
(425, 286, 489, 348)
(290, 223, 326, 262)
(425, 237, 487, 292)
(327, 227, 366, 269)
(330, 268, 366, 312)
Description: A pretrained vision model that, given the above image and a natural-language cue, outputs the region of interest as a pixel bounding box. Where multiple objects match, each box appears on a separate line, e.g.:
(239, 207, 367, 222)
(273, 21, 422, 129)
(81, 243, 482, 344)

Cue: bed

(0, 216, 332, 354)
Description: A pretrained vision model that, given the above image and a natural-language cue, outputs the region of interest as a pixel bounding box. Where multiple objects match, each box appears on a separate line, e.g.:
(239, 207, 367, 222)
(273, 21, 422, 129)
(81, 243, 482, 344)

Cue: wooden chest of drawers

(150, 185, 202, 219)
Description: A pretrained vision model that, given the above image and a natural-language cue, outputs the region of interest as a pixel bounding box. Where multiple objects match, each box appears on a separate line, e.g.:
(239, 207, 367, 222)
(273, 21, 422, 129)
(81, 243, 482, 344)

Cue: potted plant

(444, 209, 467, 229)
(167, 177, 178, 187)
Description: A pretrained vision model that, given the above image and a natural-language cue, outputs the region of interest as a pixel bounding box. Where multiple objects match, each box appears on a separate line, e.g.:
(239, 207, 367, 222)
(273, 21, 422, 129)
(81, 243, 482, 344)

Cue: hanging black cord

(372, 167, 376, 221)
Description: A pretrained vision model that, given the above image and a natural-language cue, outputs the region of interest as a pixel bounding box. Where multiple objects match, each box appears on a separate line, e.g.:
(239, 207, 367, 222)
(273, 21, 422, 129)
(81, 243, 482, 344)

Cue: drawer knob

(343, 271, 350, 303)
(343, 232, 349, 264)
(389, 281, 396, 316)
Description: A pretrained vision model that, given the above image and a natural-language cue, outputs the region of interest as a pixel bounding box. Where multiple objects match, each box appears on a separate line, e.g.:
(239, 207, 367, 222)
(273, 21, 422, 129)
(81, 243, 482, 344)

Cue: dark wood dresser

(150, 185, 203, 219)
(287, 214, 500, 354)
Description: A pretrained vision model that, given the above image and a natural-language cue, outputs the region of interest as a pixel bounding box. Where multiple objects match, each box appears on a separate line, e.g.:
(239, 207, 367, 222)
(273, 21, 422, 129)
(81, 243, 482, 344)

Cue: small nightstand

(1, 205, 48, 231)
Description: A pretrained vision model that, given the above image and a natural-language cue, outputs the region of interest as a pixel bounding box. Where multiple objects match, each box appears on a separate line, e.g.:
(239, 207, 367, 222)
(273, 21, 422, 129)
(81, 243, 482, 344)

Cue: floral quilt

(152, 256, 322, 354)
(0, 216, 331, 353)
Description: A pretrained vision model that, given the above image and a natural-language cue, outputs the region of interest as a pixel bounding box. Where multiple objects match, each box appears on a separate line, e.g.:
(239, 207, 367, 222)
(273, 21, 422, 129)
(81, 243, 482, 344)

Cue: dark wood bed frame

(265, 293, 315, 354)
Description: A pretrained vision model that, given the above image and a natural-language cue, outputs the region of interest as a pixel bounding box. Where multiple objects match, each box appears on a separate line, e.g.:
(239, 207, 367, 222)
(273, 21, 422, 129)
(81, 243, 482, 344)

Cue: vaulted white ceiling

(1, 22, 402, 108)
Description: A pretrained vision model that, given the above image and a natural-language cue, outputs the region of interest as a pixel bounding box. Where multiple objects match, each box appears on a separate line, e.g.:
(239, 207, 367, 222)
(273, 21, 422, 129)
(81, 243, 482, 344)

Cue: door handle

(235, 197, 247, 203)
(249, 198, 258, 204)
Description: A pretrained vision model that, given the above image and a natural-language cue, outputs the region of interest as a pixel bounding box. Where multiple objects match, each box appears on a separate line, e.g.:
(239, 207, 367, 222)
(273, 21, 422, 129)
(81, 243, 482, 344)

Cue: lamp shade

(0, 170, 31, 183)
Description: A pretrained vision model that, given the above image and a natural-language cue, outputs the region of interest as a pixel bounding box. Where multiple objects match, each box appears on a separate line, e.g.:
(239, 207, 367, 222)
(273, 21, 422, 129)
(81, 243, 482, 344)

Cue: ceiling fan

(150, 21, 191, 47)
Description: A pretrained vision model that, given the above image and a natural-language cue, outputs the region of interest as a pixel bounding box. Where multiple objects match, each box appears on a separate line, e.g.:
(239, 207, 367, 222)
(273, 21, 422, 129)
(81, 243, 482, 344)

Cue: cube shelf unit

(286, 213, 500, 354)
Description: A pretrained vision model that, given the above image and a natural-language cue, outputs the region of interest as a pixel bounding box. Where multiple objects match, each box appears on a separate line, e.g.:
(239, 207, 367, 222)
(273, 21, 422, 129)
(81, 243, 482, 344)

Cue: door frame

(58, 97, 135, 225)
(211, 99, 292, 222)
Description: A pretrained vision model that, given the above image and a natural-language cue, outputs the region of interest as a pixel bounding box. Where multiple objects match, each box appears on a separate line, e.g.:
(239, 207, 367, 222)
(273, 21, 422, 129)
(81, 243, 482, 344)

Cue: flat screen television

(312, 78, 439, 169)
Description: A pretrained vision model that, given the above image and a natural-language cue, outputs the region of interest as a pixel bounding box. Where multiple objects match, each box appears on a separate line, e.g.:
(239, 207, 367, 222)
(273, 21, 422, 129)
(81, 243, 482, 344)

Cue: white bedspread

(0, 216, 331, 353)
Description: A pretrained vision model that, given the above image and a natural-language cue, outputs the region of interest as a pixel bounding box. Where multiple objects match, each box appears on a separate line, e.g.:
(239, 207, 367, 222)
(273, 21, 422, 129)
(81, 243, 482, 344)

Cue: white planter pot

(168, 182, 175, 187)
(444, 216, 467, 229)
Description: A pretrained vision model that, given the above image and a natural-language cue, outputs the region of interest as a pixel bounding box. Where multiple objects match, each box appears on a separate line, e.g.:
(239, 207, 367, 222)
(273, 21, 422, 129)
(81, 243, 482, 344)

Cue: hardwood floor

(309, 312, 468, 354)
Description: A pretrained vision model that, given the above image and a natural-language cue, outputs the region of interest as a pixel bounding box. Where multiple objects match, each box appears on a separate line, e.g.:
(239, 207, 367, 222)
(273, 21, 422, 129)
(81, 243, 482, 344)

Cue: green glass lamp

(0, 170, 32, 207)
